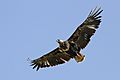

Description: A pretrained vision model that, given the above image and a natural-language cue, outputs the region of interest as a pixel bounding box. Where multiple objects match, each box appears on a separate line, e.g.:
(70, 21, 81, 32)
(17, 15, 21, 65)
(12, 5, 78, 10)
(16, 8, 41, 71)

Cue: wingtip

(88, 6, 103, 17)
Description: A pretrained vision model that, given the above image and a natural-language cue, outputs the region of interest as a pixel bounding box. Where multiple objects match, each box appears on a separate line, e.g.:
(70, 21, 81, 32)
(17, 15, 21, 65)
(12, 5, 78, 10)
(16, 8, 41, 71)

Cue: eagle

(30, 7, 103, 71)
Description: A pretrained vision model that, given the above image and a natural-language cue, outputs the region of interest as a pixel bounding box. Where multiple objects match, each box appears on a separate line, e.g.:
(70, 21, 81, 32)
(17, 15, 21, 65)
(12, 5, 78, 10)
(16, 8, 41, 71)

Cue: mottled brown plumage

(30, 7, 103, 71)
(68, 7, 103, 50)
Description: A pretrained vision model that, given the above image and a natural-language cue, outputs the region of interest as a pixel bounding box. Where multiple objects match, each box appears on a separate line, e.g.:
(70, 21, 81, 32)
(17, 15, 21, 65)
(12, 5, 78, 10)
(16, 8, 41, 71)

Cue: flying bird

(30, 7, 103, 71)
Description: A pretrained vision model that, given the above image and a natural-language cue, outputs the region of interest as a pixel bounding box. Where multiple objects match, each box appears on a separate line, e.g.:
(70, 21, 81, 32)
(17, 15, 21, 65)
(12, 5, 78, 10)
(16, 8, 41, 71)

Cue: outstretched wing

(30, 48, 71, 71)
(68, 7, 103, 50)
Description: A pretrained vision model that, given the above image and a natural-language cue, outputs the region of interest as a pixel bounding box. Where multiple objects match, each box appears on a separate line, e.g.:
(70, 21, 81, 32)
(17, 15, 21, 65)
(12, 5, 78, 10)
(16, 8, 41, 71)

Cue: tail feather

(74, 53, 85, 63)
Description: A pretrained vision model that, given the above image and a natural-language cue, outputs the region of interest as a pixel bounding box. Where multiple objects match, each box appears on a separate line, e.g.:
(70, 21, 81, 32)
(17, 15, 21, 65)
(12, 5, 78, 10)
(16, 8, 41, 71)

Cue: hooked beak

(56, 39, 64, 43)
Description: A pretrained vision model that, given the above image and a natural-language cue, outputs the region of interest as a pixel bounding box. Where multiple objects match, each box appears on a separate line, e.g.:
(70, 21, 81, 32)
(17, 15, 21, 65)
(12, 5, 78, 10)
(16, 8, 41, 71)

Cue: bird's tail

(74, 53, 85, 63)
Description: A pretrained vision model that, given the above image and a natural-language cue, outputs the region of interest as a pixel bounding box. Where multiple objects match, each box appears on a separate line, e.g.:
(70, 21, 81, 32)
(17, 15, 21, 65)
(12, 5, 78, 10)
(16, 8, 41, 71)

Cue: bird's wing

(31, 48, 71, 71)
(68, 7, 103, 50)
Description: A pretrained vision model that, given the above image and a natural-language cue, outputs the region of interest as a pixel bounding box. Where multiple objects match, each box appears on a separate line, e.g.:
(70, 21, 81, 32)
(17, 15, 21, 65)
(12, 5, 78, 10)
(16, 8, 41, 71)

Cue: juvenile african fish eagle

(30, 7, 103, 71)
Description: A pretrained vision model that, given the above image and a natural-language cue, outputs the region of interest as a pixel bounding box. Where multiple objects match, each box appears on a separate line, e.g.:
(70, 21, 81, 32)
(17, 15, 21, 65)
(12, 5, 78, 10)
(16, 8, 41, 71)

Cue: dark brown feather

(31, 48, 71, 71)
(68, 7, 103, 50)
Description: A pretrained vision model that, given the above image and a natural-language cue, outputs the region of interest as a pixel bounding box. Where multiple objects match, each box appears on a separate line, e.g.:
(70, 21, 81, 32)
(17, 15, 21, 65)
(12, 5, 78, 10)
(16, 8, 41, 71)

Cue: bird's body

(30, 7, 103, 71)
(58, 40, 85, 62)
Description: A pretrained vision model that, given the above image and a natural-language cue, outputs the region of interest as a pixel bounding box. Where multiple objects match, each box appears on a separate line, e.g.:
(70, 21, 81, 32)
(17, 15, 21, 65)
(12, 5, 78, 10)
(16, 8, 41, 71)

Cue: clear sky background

(0, 0, 120, 80)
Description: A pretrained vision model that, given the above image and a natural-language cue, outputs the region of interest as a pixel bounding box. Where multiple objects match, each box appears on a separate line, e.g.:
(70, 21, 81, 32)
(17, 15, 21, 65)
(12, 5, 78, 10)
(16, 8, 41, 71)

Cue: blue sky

(0, 0, 120, 80)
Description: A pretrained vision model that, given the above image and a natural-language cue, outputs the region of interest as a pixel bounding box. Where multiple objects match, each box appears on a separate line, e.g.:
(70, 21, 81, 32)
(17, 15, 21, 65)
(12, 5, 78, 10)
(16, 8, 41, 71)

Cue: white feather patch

(88, 25, 96, 30)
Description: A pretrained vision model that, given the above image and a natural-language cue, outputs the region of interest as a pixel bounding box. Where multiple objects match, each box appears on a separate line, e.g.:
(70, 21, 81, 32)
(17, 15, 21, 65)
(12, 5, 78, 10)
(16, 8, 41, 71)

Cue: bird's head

(56, 39, 64, 44)
(56, 39, 70, 51)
